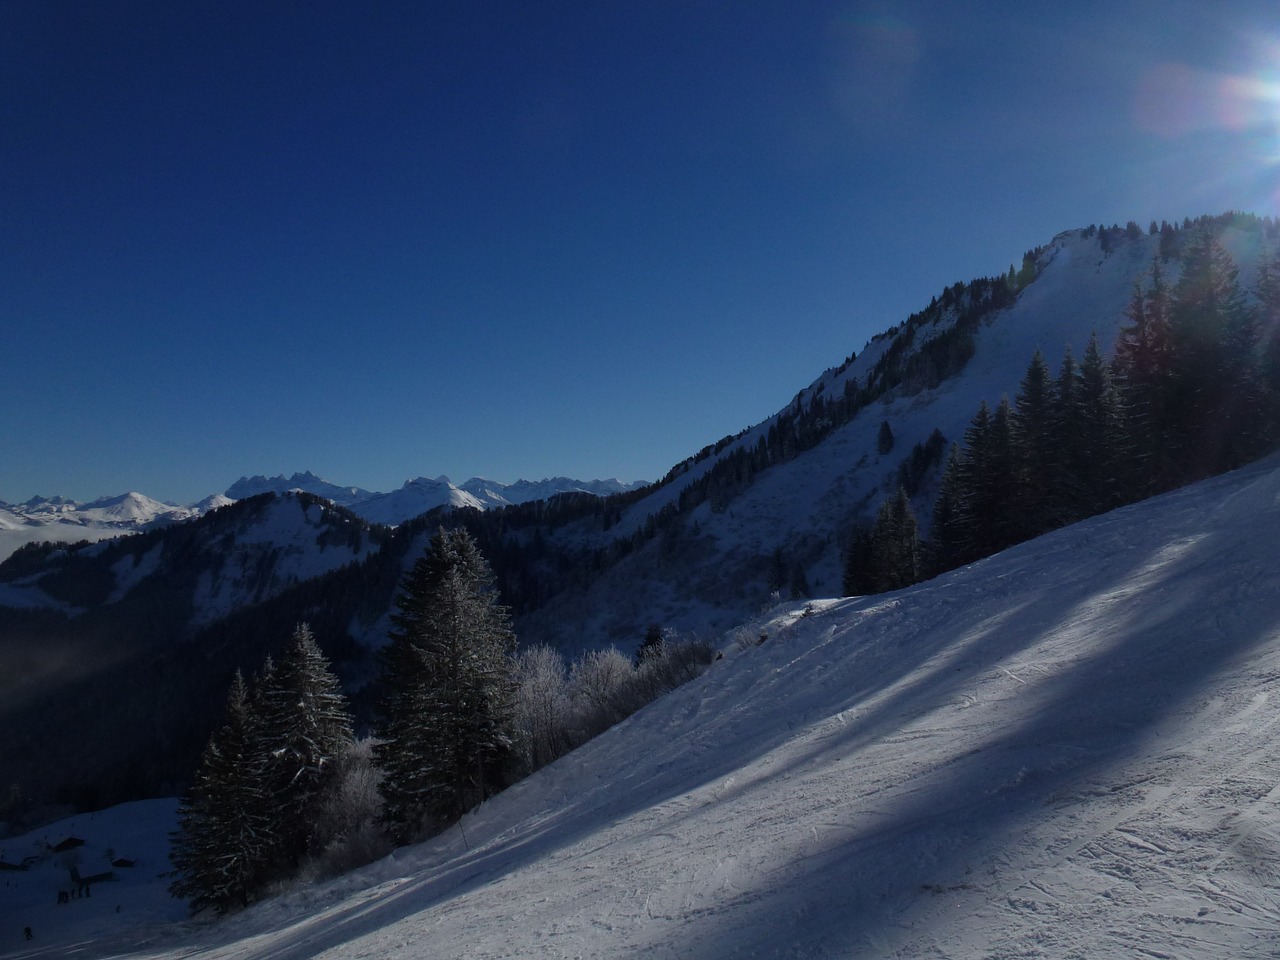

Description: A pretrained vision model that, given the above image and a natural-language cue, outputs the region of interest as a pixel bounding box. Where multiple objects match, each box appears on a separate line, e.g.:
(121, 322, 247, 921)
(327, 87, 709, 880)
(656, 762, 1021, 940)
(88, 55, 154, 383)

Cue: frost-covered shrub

(300, 738, 391, 880)
(569, 647, 639, 741)
(508, 636, 718, 780)
(512, 645, 572, 776)
(637, 635, 715, 694)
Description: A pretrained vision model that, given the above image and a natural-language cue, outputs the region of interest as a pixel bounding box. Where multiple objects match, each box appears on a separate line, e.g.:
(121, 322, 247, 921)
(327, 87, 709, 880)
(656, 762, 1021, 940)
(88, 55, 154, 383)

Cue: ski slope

(6, 454, 1280, 958)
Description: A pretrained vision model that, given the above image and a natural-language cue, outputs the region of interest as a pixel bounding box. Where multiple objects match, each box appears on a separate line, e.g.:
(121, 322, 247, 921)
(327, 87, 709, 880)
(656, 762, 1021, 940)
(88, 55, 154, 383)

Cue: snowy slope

(9, 453, 1280, 959)
(0, 800, 184, 954)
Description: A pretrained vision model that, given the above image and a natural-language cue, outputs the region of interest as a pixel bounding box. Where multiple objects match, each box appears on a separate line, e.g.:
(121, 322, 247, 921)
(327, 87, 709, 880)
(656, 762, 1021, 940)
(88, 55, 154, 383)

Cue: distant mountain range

(0, 474, 647, 561)
(225, 471, 647, 523)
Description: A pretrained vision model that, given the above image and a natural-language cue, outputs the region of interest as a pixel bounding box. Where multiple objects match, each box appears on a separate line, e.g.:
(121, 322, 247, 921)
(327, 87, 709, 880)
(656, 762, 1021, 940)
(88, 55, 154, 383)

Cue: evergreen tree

(841, 522, 875, 596)
(1010, 349, 1058, 537)
(1168, 227, 1257, 475)
(767, 547, 788, 595)
(1257, 245, 1280, 438)
(636, 624, 665, 665)
(789, 562, 811, 599)
(375, 528, 517, 842)
(169, 672, 271, 914)
(868, 487, 921, 592)
(877, 420, 895, 455)
(1072, 333, 1126, 515)
(1113, 263, 1176, 493)
(254, 624, 354, 873)
(1051, 347, 1084, 512)
(928, 445, 966, 573)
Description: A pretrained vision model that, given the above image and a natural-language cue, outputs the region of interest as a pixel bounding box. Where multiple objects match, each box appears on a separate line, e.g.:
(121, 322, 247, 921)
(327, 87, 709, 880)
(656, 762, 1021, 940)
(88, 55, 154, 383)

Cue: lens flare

(1132, 39, 1280, 213)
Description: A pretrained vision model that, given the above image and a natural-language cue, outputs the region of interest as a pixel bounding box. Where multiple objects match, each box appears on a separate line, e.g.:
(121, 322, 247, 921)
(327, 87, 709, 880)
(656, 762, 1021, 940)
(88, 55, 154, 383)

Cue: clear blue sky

(3, 1, 1278, 504)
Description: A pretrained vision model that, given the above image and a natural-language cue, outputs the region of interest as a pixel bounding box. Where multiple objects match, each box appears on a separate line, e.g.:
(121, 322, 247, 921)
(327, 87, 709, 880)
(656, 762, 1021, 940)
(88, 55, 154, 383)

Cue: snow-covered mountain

(224, 471, 375, 507)
(459, 475, 647, 507)
(0, 492, 197, 563)
(0, 492, 381, 624)
(511, 216, 1276, 652)
(228, 472, 648, 525)
(0, 474, 647, 563)
(7, 452, 1280, 959)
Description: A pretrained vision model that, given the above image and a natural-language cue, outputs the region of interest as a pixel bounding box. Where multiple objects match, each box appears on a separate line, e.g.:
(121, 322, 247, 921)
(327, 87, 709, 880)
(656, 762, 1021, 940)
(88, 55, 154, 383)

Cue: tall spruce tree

(1168, 227, 1257, 475)
(929, 444, 966, 573)
(1113, 263, 1176, 494)
(1011, 349, 1058, 538)
(1072, 333, 1126, 516)
(169, 672, 271, 914)
(1257, 245, 1280, 439)
(842, 521, 875, 596)
(253, 624, 354, 873)
(868, 487, 921, 592)
(375, 528, 517, 843)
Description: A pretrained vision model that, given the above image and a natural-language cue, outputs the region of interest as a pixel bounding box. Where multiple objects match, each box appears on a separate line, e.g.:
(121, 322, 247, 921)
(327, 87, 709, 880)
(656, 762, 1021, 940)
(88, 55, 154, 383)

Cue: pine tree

(869, 487, 921, 592)
(375, 528, 517, 842)
(254, 624, 354, 872)
(169, 672, 272, 914)
(1113, 263, 1176, 494)
(1010, 349, 1058, 538)
(928, 445, 966, 573)
(789, 562, 811, 599)
(877, 420, 895, 455)
(1168, 227, 1257, 476)
(1258, 245, 1280, 439)
(842, 522, 875, 596)
(1072, 333, 1126, 515)
(1051, 347, 1085, 515)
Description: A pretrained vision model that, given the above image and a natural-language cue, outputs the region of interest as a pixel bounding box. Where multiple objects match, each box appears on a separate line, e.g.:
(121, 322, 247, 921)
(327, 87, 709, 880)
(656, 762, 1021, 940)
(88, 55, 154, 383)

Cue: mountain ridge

(0, 474, 650, 562)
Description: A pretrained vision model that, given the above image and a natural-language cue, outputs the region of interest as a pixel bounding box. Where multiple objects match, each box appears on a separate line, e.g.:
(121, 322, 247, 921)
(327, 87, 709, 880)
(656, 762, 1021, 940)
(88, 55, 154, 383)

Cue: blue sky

(3, 1, 1278, 504)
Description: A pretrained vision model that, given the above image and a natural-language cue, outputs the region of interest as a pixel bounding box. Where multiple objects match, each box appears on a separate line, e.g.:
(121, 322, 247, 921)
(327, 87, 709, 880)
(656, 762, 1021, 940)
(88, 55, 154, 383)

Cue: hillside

(5, 451, 1280, 959)
(513, 215, 1276, 652)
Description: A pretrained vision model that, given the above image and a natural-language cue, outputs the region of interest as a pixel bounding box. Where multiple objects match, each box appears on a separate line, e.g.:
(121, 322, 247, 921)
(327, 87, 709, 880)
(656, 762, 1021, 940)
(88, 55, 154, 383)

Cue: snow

(7, 452, 1280, 958)
(187, 497, 380, 626)
(0, 800, 186, 955)
(0, 496, 195, 564)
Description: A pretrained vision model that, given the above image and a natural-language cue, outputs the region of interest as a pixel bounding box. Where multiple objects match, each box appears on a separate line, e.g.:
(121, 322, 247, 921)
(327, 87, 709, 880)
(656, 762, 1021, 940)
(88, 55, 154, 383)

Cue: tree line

(845, 223, 1280, 592)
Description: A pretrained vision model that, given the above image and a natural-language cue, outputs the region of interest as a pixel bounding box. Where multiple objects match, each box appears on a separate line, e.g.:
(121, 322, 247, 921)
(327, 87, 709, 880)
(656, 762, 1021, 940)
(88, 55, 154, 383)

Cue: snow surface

(0, 800, 185, 957)
(7, 453, 1280, 958)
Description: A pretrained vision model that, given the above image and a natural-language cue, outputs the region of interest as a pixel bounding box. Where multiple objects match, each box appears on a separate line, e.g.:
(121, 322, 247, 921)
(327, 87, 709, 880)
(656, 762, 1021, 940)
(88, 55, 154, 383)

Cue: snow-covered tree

(254, 623, 354, 870)
(375, 528, 517, 842)
(169, 672, 272, 914)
